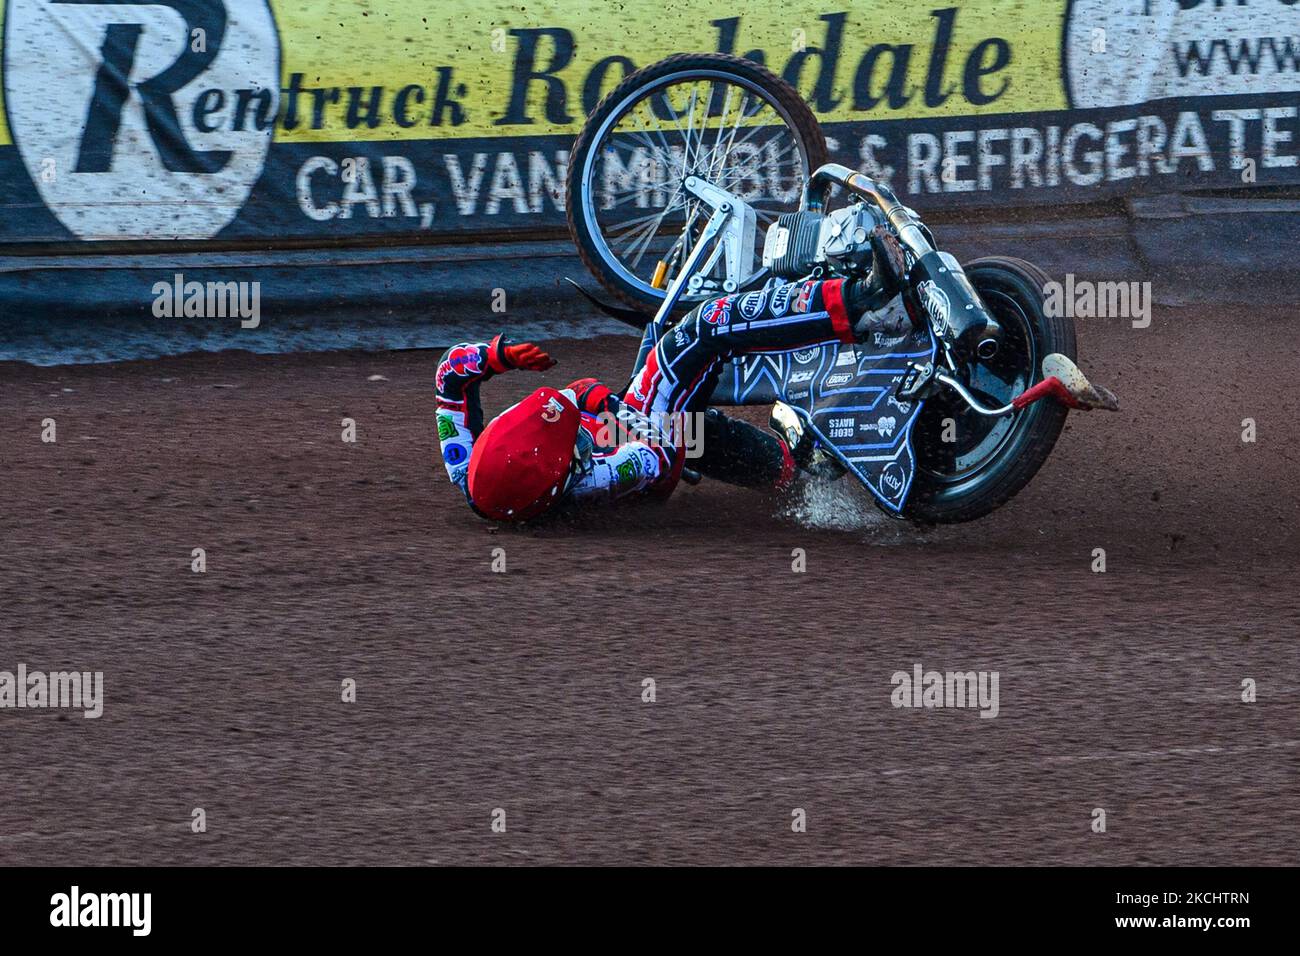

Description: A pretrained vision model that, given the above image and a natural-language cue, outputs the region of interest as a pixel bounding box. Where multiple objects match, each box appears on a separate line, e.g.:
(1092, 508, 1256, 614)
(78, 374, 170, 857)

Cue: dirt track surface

(1, 306, 1297, 866)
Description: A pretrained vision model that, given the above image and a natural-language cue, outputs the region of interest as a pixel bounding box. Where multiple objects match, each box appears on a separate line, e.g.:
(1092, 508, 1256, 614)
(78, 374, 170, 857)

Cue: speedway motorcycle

(564, 53, 1117, 523)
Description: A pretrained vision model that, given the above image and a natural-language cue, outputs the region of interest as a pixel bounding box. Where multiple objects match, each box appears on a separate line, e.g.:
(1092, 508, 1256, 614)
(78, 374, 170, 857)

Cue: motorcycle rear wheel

(901, 256, 1076, 524)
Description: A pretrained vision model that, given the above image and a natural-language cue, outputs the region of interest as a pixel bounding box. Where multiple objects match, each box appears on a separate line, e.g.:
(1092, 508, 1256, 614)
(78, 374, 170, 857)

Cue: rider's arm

(434, 335, 554, 500)
(434, 337, 502, 498)
(569, 439, 682, 503)
(565, 377, 618, 416)
(563, 377, 685, 501)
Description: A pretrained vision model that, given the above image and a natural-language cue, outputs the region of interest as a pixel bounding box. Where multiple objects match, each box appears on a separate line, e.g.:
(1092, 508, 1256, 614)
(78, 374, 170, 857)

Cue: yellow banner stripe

(0, 1, 1067, 148)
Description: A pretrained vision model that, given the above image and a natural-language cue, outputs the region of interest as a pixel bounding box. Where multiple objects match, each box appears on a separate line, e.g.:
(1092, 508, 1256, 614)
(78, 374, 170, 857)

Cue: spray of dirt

(781, 475, 922, 543)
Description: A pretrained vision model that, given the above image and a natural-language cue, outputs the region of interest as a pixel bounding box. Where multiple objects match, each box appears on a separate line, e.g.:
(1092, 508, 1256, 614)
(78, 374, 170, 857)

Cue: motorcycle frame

(644, 164, 1010, 414)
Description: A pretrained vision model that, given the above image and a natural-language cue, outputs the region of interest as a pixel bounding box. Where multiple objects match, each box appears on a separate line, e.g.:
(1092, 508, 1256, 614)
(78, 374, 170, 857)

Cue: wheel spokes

(589, 74, 810, 298)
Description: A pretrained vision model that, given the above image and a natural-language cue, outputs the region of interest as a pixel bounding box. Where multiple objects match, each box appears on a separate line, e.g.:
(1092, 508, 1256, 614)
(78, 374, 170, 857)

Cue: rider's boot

(695, 408, 798, 493)
(770, 402, 845, 481)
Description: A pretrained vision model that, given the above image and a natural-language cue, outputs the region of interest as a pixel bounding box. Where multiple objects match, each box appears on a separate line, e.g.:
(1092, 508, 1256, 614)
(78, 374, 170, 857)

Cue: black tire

(901, 256, 1076, 524)
(566, 53, 827, 314)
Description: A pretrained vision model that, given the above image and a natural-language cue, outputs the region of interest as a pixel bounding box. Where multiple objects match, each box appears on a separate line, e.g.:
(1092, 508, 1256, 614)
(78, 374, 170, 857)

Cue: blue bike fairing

(708, 324, 938, 512)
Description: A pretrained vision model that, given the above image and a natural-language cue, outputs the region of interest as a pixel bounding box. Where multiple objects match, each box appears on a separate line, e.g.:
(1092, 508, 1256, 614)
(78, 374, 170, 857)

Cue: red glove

(565, 377, 615, 414)
(485, 334, 556, 373)
(503, 341, 555, 372)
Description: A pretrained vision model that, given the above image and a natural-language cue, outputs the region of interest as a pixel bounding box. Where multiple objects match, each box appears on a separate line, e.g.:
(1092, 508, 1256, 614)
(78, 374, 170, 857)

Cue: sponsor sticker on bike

(858, 416, 898, 438)
(917, 280, 952, 336)
(541, 396, 566, 422)
(880, 462, 907, 501)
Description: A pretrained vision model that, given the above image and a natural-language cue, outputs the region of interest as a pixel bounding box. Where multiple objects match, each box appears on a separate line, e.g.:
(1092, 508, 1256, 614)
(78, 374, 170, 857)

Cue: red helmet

(468, 387, 581, 521)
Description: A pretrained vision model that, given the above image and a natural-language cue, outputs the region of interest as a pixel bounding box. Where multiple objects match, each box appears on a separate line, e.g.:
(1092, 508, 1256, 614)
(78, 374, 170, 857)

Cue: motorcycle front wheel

(902, 256, 1076, 525)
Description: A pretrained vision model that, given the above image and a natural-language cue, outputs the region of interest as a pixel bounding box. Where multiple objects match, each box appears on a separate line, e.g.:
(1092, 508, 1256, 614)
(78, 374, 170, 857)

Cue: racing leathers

(435, 274, 898, 514)
(435, 336, 682, 508)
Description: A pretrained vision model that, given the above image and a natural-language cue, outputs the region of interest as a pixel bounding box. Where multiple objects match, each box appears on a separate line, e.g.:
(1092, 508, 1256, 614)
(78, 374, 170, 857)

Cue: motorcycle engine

(761, 211, 823, 279)
(819, 202, 885, 274)
(762, 202, 886, 279)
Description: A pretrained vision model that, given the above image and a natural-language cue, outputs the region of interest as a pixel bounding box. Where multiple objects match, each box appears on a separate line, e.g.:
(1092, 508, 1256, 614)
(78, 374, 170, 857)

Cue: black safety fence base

(0, 865, 1282, 941)
(3, 197, 1299, 366)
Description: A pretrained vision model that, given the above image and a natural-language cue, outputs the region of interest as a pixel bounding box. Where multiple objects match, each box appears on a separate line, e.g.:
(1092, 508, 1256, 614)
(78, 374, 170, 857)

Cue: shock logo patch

(436, 414, 458, 441)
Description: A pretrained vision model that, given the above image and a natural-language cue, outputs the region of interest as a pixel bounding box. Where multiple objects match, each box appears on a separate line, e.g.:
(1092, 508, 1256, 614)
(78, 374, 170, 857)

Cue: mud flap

(710, 325, 937, 512)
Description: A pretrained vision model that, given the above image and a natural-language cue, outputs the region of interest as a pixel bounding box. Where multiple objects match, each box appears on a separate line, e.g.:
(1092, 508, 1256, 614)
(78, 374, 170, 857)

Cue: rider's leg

(620, 277, 860, 492)
(692, 408, 795, 491)
(622, 275, 910, 418)
(625, 277, 844, 418)
(620, 272, 914, 491)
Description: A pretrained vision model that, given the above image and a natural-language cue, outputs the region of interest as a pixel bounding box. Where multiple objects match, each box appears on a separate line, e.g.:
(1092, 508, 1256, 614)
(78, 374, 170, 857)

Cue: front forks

(634, 177, 757, 373)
